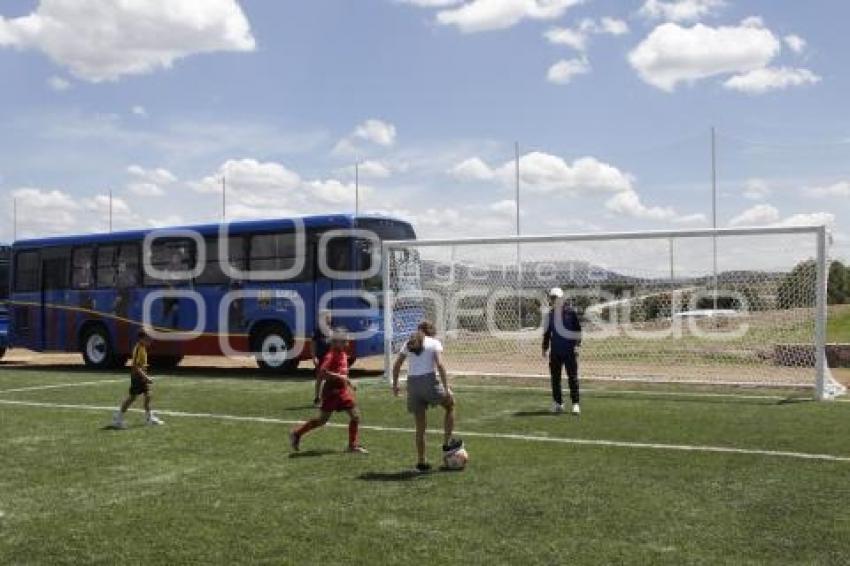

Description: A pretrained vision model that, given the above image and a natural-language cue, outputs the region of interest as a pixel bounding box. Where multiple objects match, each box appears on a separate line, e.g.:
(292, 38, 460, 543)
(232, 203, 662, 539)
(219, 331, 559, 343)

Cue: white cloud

(742, 178, 771, 201)
(449, 152, 705, 224)
(639, 0, 725, 23)
(434, 0, 583, 33)
(723, 67, 820, 94)
(777, 212, 834, 228)
(11, 187, 81, 235)
(599, 17, 629, 36)
(128, 165, 177, 185)
(784, 34, 807, 54)
(399, 0, 463, 6)
(126, 165, 177, 197)
(0, 0, 256, 82)
(127, 183, 165, 197)
(806, 181, 850, 199)
(449, 157, 496, 181)
(194, 159, 301, 195)
(629, 19, 781, 92)
(452, 152, 634, 194)
(728, 204, 835, 229)
(605, 190, 678, 221)
(544, 17, 628, 52)
(190, 158, 367, 220)
(728, 204, 781, 227)
(489, 199, 518, 216)
(47, 75, 70, 91)
(547, 57, 590, 85)
(544, 27, 588, 51)
(11, 187, 138, 236)
(354, 119, 397, 146)
(357, 160, 393, 179)
(131, 105, 148, 117)
(333, 119, 398, 157)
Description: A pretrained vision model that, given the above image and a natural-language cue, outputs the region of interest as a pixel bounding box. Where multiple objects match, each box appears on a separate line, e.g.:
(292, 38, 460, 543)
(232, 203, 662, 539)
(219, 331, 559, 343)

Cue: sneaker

(289, 431, 300, 452)
(145, 414, 164, 426)
(571, 403, 581, 416)
(347, 445, 369, 454)
(416, 463, 432, 473)
(442, 438, 463, 453)
(552, 402, 565, 414)
(112, 411, 126, 429)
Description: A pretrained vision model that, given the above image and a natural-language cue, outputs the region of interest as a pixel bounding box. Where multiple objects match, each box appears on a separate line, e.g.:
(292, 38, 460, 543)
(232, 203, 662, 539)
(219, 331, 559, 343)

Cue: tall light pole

(355, 162, 360, 216)
(222, 175, 227, 221)
(515, 141, 522, 328)
(711, 127, 719, 310)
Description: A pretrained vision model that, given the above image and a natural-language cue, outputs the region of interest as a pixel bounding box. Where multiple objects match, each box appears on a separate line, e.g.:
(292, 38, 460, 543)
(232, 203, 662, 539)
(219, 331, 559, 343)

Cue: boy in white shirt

(392, 321, 461, 472)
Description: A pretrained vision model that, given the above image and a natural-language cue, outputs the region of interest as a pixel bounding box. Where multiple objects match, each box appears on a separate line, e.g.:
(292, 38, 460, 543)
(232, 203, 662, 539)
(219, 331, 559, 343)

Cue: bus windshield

(0, 246, 9, 303)
(355, 219, 417, 293)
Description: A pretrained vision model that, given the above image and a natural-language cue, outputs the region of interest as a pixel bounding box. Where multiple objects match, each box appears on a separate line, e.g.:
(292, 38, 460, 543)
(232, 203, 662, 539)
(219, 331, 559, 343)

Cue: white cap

(548, 287, 564, 299)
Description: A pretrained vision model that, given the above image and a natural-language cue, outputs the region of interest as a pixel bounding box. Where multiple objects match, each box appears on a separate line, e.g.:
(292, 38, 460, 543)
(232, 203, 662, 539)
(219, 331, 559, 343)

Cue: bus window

(72, 247, 95, 289)
(249, 232, 312, 280)
(0, 249, 9, 301)
(145, 238, 196, 285)
(43, 251, 70, 291)
(196, 236, 245, 285)
(97, 246, 118, 288)
(14, 250, 39, 292)
(116, 244, 140, 287)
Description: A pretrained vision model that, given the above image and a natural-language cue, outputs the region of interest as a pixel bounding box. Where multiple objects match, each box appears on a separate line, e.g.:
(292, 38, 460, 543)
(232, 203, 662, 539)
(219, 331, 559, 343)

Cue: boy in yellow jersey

(112, 329, 164, 429)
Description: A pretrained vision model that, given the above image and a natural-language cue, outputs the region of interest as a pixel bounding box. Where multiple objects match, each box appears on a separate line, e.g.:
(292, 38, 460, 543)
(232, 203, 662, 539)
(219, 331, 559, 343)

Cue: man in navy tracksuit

(542, 287, 582, 415)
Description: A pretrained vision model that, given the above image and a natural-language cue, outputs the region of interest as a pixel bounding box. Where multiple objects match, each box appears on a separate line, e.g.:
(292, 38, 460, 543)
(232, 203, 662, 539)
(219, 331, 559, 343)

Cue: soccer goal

(382, 225, 847, 401)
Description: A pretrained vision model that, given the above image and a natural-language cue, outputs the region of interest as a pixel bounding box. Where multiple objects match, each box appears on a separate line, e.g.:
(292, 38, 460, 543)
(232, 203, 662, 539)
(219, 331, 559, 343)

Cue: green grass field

(828, 305, 850, 343)
(1, 365, 849, 565)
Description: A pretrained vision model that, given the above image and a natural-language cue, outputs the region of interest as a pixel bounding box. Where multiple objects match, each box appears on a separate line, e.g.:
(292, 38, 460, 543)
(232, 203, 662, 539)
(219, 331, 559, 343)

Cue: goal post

(381, 225, 846, 400)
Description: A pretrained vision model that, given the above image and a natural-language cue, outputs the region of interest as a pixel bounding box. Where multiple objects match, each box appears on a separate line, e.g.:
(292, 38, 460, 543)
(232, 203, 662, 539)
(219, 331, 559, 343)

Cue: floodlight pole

(515, 141, 523, 329)
(355, 162, 360, 217)
(711, 127, 719, 310)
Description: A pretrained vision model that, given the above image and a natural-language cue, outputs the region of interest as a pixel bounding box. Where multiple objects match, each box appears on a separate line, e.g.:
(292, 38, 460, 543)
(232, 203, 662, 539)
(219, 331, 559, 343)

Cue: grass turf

(1, 367, 849, 565)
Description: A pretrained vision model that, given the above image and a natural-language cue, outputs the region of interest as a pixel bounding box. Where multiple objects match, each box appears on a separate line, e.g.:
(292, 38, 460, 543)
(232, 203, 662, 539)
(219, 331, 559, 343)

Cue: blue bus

(7, 215, 417, 371)
(0, 245, 9, 360)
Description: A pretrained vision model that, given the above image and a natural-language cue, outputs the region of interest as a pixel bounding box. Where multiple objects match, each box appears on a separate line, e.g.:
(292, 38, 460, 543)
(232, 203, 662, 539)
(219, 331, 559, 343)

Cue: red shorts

(321, 390, 356, 412)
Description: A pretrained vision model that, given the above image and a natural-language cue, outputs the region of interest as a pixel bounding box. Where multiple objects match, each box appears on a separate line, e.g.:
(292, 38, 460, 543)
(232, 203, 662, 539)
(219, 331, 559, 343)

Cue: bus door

(40, 247, 71, 351)
(139, 238, 198, 357)
(193, 235, 248, 355)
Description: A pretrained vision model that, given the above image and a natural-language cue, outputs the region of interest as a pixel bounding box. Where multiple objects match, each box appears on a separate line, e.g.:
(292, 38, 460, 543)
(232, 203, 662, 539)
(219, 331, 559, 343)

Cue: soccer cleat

(552, 402, 565, 414)
(145, 414, 164, 426)
(289, 431, 300, 452)
(571, 404, 581, 416)
(112, 411, 126, 429)
(347, 445, 369, 454)
(416, 463, 432, 473)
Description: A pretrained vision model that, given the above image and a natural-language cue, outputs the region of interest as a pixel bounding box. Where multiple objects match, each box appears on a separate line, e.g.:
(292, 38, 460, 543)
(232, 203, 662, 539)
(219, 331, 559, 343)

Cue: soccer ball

(443, 447, 469, 470)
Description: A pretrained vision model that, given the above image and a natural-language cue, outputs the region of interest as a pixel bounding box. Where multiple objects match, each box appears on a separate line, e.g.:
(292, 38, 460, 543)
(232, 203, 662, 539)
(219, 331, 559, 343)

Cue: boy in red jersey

(290, 329, 367, 454)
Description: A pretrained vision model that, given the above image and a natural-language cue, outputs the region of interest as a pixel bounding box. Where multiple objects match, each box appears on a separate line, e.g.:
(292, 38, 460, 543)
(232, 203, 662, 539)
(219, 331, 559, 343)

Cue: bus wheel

(149, 356, 183, 370)
(253, 324, 298, 373)
(81, 326, 116, 369)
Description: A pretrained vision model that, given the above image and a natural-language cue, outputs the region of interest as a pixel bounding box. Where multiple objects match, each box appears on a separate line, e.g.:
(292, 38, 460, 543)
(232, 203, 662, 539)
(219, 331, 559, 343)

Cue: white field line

(448, 383, 850, 403)
(0, 379, 124, 394)
(0, 398, 848, 463)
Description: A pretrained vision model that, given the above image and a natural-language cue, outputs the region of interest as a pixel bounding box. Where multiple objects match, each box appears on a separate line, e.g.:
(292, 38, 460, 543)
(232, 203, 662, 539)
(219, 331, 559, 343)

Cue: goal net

(382, 226, 846, 400)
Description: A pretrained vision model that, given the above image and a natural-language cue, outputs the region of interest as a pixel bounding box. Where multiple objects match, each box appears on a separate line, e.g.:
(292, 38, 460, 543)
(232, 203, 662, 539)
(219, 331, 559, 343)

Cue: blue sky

(0, 0, 848, 259)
